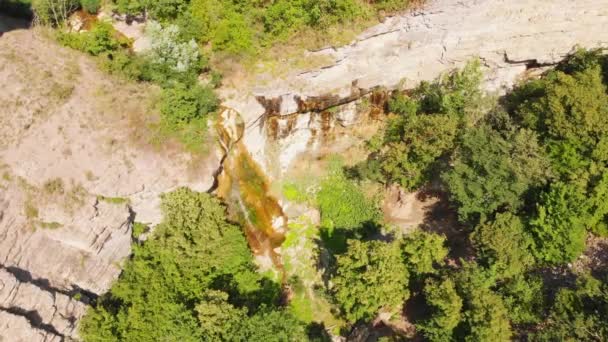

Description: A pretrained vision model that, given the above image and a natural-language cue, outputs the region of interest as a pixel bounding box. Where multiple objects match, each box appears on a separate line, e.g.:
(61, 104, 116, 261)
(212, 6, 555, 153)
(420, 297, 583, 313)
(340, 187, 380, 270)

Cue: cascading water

(215, 107, 288, 276)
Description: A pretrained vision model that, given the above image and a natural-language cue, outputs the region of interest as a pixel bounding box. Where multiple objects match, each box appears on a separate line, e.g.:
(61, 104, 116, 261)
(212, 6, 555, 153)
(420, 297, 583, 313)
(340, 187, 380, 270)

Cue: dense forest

(4, 0, 608, 341)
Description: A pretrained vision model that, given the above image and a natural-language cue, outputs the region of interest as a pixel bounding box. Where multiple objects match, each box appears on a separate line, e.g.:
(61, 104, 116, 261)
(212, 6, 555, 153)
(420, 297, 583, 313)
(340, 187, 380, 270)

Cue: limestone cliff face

(0, 29, 221, 340)
(223, 0, 608, 176)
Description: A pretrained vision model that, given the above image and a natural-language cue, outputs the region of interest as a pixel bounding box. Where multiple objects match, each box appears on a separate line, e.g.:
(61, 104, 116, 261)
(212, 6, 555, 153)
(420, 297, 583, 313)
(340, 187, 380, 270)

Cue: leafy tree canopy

(332, 239, 409, 322)
(443, 125, 550, 224)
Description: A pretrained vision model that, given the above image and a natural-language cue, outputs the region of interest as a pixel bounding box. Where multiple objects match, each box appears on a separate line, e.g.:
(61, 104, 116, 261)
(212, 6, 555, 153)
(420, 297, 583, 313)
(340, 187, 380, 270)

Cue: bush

(57, 21, 127, 56)
(317, 161, 380, 231)
(80, 0, 99, 13)
(145, 21, 202, 75)
(160, 83, 218, 127)
(212, 11, 254, 53)
(32, 0, 78, 25)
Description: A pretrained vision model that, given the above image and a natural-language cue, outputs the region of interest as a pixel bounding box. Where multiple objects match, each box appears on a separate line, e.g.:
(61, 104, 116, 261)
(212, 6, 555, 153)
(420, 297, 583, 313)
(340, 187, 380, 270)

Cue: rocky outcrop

(0, 29, 222, 340)
(223, 0, 608, 175)
(0, 267, 86, 340)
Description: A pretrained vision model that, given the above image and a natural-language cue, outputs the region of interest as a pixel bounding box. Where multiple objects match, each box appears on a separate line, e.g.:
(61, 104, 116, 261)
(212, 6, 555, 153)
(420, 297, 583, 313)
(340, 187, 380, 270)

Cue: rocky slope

(223, 0, 608, 177)
(0, 29, 221, 340)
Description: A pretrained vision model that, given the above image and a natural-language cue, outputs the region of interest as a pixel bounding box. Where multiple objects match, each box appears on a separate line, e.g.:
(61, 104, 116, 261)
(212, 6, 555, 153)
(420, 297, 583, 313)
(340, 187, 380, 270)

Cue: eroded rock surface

(223, 0, 608, 175)
(0, 29, 221, 340)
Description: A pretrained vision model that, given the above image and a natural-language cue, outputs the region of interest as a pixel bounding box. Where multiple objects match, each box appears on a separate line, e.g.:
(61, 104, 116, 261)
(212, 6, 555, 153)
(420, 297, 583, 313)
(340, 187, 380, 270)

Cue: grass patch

(36, 221, 63, 229)
(43, 178, 65, 195)
(24, 201, 39, 219)
(97, 195, 129, 205)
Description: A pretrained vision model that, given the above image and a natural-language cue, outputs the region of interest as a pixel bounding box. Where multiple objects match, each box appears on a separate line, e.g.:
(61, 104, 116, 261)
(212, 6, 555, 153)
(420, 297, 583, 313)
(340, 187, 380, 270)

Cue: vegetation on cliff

(78, 50, 608, 341)
(14, 1, 608, 339)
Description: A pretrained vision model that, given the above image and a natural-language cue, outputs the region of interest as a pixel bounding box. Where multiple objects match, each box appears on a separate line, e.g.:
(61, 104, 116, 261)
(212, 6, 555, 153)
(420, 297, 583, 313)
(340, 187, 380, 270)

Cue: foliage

(531, 274, 608, 341)
(402, 231, 448, 277)
(443, 126, 550, 224)
(529, 182, 588, 264)
(359, 112, 459, 190)
(111, 0, 414, 54)
(332, 239, 409, 322)
(455, 262, 512, 342)
(231, 309, 308, 342)
(317, 170, 379, 231)
(413, 60, 483, 118)
(145, 21, 201, 74)
(355, 61, 482, 190)
(194, 290, 246, 340)
(160, 83, 218, 126)
(80, 188, 287, 341)
(471, 213, 535, 278)
(80, 0, 100, 13)
(211, 10, 254, 53)
(499, 275, 544, 325)
(32, 0, 78, 25)
(58, 22, 128, 56)
(418, 278, 463, 342)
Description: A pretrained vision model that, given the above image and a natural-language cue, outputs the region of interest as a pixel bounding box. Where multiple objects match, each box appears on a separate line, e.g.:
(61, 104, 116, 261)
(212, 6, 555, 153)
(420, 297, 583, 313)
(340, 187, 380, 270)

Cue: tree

(160, 83, 218, 126)
(32, 0, 78, 25)
(231, 309, 308, 342)
(80, 188, 267, 341)
(455, 262, 512, 342)
(515, 62, 608, 154)
(402, 231, 448, 277)
(146, 21, 201, 74)
(418, 278, 463, 342)
(499, 275, 544, 325)
(531, 274, 608, 341)
(359, 112, 459, 190)
(471, 213, 534, 278)
(529, 182, 588, 264)
(332, 239, 409, 322)
(356, 62, 483, 190)
(195, 290, 247, 340)
(443, 126, 550, 224)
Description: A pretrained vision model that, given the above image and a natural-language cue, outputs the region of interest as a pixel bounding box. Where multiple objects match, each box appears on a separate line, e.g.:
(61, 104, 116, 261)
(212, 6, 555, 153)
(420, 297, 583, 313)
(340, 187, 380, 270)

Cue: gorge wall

(222, 0, 608, 177)
(1, 0, 608, 340)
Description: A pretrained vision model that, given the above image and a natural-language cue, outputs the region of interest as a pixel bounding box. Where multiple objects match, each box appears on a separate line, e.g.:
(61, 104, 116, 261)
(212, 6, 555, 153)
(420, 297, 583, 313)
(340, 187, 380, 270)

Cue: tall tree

(418, 278, 463, 341)
(443, 126, 550, 224)
(471, 213, 534, 278)
(332, 239, 409, 322)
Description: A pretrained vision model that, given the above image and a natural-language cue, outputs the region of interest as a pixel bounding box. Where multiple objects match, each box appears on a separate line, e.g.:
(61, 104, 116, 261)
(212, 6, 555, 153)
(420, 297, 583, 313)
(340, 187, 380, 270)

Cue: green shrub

(212, 11, 254, 53)
(32, 0, 78, 25)
(100, 50, 145, 80)
(160, 83, 218, 127)
(80, 0, 100, 13)
(147, 0, 188, 20)
(317, 162, 380, 231)
(114, 0, 146, 16)
(57, 21, 127, 56)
